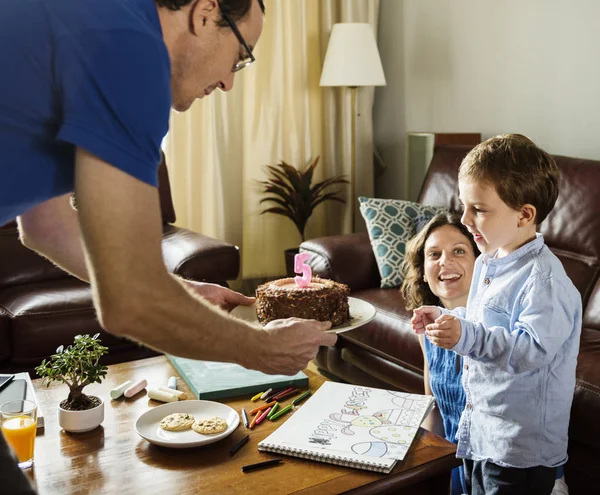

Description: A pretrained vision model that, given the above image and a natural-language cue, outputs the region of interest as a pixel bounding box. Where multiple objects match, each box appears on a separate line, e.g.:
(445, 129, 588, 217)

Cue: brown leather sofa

(0, 157, 240, 374)
(302, 145, 600, 495)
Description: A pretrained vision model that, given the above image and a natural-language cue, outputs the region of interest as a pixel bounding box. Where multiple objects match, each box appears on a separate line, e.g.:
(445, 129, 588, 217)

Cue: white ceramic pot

(58, 397, 104, 433)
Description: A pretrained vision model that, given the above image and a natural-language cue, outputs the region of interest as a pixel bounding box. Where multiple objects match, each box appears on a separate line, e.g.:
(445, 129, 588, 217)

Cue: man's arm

(18, 198, 255, 312)
(68, 148, 335, 374)
(18, 193, 89, 282)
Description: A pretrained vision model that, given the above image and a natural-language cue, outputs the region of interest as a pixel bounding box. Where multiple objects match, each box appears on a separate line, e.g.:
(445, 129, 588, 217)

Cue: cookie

(191, 416, 228, 434)
(160, 413, 195, 431)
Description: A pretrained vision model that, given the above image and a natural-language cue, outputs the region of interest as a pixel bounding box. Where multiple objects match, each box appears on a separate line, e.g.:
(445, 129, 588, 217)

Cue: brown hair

(458, 134, 559, 225)
(155, 0, 265, 25)
(401, 213, 479, 311)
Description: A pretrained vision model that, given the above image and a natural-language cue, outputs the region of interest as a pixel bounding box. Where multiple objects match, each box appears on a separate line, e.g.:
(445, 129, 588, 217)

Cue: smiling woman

(401, 212, 478, 495)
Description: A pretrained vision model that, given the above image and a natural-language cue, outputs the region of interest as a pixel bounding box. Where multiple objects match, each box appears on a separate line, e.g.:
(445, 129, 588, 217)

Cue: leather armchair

(301, 145, 600, 494)
(0, 155, 240, 374)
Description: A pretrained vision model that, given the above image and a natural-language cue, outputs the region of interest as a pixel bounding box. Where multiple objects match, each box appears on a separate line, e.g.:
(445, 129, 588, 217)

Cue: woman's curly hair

(400, 212, 479, 311)
(155, 0, 265, 26)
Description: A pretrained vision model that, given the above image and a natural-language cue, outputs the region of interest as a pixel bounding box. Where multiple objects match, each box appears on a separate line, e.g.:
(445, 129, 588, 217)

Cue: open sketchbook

(258, 381, 435, 474)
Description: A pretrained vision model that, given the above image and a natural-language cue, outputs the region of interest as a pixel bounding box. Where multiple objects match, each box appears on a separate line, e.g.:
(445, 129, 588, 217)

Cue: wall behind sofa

(374, 0, 600, 200)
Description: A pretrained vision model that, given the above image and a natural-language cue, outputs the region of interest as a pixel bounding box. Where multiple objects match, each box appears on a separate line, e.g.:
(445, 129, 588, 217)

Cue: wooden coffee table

(28, 356, 459, 494)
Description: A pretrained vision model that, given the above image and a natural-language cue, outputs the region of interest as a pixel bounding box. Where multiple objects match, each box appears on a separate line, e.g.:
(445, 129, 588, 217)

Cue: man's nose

(218, 72, 236, 93)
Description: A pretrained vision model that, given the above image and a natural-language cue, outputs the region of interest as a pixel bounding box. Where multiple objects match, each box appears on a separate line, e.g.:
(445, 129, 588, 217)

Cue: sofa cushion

(161, 225, 240, 282)
(358, 197, 446, 288)
(0, 225, 69, 291)
(0, 279, 139, 366)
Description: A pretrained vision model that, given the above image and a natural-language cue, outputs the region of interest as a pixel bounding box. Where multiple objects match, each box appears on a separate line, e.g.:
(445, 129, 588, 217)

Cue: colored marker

(167, 376, 177, 389)
(266, 402, 280, 419)
(255, 407, 272, 426)
(249, 411, 259, 429)
(270, 387, 295, 401)
(251, 391, 263, 402)
(292, 390, 312, 406)
(262, 388, 284, 402)
(260, 388, 272, 400)
(241, 459, 282, 473)
(249, 400, 276, 416)
(271, 389, 299, 402)
(269, 404, 293, 421)
(241, 408, 249, 429)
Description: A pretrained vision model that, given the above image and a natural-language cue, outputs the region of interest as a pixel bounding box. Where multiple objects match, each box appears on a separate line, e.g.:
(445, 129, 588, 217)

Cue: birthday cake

(256, 276, 350, 326)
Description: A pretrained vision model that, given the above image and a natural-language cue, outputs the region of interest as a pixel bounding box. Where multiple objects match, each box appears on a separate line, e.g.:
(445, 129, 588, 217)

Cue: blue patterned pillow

(359, 197, 447, 288)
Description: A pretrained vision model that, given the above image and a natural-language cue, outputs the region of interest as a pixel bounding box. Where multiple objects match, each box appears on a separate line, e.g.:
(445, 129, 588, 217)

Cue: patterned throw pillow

(359, 197, 447, 288)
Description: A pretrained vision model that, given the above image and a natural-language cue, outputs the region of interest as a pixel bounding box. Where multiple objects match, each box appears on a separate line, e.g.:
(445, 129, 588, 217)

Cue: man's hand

(411, 306, 442, 334)
(425, 314, 461, 349)
(182, 280, 255, 312)
(248, 318, 337, 375)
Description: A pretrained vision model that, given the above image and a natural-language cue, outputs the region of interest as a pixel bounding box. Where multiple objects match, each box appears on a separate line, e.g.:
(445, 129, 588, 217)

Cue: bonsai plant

(36, 333, 108, 432)
(258, 155, 349, 243)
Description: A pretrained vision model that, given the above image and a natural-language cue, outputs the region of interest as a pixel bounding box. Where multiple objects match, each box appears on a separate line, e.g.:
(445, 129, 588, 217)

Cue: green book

(167, 355, 308, 401)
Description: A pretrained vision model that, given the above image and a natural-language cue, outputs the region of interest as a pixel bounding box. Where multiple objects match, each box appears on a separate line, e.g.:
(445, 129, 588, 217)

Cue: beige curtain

(164, 0, 380, 279)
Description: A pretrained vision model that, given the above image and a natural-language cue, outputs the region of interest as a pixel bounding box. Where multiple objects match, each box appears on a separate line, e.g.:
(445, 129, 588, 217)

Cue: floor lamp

(320, 23, 386, 230)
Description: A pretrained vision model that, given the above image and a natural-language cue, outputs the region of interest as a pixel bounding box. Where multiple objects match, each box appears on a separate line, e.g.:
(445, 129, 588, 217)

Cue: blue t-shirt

(0, 0, 171, 225)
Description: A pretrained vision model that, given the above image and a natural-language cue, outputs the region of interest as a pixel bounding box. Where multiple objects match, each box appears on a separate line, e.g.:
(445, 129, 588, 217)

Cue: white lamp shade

(320, 23, 386, 87)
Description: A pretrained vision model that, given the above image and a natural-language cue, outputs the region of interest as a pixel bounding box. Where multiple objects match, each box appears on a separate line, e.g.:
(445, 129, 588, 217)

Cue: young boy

(412, 134, 581, 495)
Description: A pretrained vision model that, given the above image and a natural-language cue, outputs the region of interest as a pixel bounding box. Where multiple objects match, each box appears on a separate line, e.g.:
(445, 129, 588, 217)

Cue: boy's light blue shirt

(447, 234, 581, 468)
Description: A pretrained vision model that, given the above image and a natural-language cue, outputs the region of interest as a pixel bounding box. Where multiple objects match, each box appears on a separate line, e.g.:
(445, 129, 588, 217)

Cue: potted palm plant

(258, 155, 348, 275)
(36, 333, 108, 433)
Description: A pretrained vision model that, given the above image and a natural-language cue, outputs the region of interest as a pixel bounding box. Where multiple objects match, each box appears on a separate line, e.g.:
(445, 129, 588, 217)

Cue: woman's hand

(411, 305, 442, 334)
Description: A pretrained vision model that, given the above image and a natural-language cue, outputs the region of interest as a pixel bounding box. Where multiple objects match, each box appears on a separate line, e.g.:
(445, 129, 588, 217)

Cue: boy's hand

(411, 306, 442, 334)
(425, 314, 461, 349)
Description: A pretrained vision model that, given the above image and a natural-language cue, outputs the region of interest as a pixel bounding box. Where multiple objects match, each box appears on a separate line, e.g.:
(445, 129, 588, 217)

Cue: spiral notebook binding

(259, 442, 389, 472)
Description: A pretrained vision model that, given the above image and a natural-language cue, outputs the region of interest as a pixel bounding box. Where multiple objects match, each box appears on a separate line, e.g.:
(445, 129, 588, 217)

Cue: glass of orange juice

(0, 399, 37, 469)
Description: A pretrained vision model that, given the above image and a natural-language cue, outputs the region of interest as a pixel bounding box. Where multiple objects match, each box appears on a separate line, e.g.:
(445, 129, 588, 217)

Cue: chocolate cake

(256, 276, 350, 326)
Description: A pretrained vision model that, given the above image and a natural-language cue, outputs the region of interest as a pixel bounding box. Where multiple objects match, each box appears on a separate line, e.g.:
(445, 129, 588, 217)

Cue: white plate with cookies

(232, 296, 377, 334)
(135, 400, 239, 448)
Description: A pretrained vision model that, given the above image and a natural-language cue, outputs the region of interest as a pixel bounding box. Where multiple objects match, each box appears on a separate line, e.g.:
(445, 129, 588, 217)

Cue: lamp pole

(349, 86, 357, 230)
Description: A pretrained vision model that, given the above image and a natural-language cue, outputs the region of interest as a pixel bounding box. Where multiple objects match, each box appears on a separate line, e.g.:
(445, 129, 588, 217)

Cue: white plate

(231, 296, 376, 334)
(134, 400, 239, 448)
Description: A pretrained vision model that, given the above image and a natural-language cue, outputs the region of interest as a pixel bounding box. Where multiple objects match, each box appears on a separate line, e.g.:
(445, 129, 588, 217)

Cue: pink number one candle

(294, 252, 312, 288)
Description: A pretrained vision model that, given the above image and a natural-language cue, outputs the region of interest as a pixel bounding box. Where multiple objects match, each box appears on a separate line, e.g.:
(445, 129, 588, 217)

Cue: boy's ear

(518, 203, 537, 227)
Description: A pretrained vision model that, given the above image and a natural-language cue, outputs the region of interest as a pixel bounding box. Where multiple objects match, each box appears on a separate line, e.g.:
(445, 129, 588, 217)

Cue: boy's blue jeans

(463, 459, 557, 495)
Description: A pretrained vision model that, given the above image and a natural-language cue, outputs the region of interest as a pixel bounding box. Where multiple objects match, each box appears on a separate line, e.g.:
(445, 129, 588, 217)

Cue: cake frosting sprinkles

(256, 276, 350, 326)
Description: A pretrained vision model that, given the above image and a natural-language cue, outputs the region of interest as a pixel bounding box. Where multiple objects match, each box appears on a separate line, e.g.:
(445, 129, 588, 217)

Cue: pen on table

(292, 390, 312, 406)
(241, 459, 282, 473)
(230, 434, 250, 456)
(255, 407, 271, 426)
(241, 408, 249, 429)
(269, 404, 293, 421)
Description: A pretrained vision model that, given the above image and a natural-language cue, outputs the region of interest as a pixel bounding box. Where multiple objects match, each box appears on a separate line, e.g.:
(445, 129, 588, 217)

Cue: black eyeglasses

(218, 2, 255, 72)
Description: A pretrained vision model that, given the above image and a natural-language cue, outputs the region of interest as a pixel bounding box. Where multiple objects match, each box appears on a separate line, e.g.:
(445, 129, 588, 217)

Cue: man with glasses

(0, 1, 337, 490)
